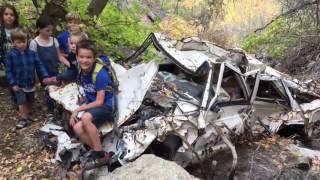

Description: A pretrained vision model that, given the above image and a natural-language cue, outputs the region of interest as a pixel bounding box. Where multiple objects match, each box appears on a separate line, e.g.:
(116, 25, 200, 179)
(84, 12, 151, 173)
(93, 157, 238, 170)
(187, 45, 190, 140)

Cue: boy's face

(69, 35, 81, 54)
(13, 39, 27, 52)
(67, 20, 80, 31)
(77, 48, 95, 73)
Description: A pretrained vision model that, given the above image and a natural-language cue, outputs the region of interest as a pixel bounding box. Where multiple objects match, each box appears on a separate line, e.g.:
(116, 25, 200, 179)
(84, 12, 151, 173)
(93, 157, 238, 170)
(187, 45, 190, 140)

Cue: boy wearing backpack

(70, 40, 114, 169)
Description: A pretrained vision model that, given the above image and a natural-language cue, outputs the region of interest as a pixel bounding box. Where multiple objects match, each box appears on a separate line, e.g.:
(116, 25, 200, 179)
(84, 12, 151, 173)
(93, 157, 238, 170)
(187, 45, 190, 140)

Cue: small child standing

(29, 16, 65, 120)
(5, 28, 50, 128)
(0, 3, 19, 65)
(55, 29, 87, 83)
(70, 40, 114, 170)
(0, 4, 20, 97)
(58, 12, 82, 56)
(30, 16, 61, 76)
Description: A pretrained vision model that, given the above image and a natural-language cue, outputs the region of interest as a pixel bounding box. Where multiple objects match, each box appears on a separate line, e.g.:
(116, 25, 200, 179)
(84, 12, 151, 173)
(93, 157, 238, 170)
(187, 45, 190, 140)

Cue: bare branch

(255, 0, 318, 33)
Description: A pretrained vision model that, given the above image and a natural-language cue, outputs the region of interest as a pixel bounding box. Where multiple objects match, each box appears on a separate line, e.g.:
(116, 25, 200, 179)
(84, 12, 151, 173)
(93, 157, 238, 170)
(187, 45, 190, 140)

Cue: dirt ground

(0, 88, 63, 179)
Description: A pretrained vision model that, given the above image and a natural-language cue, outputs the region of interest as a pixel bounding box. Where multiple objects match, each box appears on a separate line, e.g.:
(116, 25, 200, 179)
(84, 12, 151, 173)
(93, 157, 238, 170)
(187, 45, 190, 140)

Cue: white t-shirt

(4, 28, 13, 52)
(4, 28, 11, 38)
(22, 86, 36, 92)
(29, 36, 59, 52)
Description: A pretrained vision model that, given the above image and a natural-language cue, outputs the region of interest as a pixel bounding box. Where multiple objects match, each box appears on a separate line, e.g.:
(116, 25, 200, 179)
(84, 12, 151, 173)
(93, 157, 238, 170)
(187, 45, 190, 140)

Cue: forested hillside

(4, 0, 319, 76)
(3, 0, 282, 59)
(1, 0, 320, 179)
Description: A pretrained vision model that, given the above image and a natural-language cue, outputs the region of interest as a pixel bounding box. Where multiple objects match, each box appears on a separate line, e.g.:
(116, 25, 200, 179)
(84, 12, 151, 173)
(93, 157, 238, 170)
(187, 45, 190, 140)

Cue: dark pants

(56, 68, 77, 82)
(44, 90, 55, 113)
(14, 90, 35, 105)
(9, 88, 17, 104)
(86, 106, 113, 128)
(39, 76, 56, 113)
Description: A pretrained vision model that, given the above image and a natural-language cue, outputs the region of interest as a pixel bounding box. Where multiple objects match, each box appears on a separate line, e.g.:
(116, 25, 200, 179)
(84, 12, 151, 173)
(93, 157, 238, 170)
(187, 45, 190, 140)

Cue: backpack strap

(92, 59, 114, 93)
(92, 61, 104, 85)
(92, 57, 120, 136)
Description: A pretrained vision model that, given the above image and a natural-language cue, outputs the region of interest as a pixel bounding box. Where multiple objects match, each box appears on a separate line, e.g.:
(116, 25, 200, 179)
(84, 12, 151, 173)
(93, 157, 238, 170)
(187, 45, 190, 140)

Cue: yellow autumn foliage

(158, 0, 280, 45)
(218, 0, 280, 45)
(159, 15, 201, 38)
(181, 0, 203, 9)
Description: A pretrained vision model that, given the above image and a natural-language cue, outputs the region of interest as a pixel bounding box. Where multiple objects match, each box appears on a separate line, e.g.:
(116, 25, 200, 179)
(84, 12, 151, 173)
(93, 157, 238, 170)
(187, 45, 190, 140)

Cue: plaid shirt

(5, 48, 49, 88)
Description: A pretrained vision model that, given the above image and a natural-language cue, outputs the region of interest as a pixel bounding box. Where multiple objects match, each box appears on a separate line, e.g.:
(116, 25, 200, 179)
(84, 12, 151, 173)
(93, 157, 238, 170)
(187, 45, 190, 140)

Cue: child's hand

(77, 96, 86, 105)
(70, 110, 79, 126)
(65, 61, 71, 68)
(12, 85, 19, 92)
(43, 77, 59, 85)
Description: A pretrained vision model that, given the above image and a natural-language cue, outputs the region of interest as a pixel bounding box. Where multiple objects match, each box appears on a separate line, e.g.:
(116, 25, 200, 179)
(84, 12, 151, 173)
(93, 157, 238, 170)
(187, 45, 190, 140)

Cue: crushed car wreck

(40, 33, 320, 177)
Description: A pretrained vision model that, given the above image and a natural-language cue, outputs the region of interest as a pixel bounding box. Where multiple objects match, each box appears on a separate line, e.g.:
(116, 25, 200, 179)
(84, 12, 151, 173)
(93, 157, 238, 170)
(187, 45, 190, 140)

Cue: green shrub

(241, 15, 315, 59)
(241, 17, 294, 59)
(68, 1, 160, 61)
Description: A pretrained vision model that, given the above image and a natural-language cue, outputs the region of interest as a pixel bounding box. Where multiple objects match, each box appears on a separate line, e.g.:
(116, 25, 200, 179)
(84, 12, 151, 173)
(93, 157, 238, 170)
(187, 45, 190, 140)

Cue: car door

(205, 62, 261, 133)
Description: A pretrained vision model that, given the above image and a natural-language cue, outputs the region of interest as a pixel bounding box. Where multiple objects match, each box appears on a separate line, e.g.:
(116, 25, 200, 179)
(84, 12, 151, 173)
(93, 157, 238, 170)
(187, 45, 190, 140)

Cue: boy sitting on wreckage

(69, 40, 114, 170)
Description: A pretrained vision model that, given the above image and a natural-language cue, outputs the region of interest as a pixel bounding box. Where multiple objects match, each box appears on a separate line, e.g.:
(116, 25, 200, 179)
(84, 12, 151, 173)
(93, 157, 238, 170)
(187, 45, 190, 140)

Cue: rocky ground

(0, 88, 65, 179)
(188, 136, 320, 180)
(1, 82, 320, 180)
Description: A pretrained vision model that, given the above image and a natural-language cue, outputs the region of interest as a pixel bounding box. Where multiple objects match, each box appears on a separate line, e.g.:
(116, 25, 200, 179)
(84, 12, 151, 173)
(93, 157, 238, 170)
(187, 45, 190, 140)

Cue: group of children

(0, 4, 115, 169)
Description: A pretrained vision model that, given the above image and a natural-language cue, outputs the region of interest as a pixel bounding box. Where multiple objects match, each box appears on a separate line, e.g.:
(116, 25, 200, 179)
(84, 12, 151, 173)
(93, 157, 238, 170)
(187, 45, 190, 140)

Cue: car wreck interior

(39, 33, 320, 179)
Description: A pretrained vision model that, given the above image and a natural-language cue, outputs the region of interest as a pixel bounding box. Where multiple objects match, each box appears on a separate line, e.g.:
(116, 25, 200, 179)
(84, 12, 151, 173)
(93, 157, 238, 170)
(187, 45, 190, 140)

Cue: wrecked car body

(42, 33, 320, 172)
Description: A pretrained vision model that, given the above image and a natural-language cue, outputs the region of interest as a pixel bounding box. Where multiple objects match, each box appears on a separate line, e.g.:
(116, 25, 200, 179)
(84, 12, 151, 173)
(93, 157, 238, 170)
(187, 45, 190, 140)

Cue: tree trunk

(174, 0, 180, 14)
(87, 0, 110, 17)
(161, 0, 165, 9)
(41, 1, 67, 20)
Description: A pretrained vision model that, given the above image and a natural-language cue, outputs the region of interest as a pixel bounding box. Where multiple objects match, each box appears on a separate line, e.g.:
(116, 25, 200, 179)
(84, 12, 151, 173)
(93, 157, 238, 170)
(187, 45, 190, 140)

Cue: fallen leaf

(16, 166, 23, 173)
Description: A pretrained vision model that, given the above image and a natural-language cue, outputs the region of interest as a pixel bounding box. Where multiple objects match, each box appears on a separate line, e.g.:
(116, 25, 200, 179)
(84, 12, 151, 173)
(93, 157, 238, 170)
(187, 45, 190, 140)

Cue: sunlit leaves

(159, 15, 200, 38)
(67, 1, 158, 60)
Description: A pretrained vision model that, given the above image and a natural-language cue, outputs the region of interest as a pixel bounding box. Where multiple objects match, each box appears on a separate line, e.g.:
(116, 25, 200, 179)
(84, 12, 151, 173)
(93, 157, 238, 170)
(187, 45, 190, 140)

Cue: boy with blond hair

(58, 11, 82, 56)
(5, 28, 51, 128)
(54, 29, 87, 83)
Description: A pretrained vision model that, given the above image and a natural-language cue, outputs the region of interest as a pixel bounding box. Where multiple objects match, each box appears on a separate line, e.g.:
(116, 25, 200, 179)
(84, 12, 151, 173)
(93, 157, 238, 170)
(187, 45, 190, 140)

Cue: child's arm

(58, 48, 70, 67)
(70, 69, 112, 125)
(54, 37, 70, 67)
(75, 90, 105, 111)
(70, 90, 105, 126)
(34, 52, 49, 79)
(4, 53, 18, 90)
(57, 32, 68, 57)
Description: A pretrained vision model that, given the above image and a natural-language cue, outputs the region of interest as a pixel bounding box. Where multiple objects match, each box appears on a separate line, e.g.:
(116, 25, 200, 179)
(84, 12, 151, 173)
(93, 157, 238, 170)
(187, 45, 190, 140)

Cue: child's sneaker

(44, 113, 55, 124)
(83, 151, 114, 170)
(16, 118, 31, 129)
(28, 112, 37, 122)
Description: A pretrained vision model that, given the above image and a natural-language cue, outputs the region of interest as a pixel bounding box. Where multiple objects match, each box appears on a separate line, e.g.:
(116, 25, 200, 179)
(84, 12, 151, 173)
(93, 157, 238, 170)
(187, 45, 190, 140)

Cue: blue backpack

(92, 55, 119, 95)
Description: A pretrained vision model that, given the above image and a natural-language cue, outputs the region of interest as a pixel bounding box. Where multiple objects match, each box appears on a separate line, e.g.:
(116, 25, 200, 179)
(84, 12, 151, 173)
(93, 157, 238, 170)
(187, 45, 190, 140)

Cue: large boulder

(101, 154, 199, 180)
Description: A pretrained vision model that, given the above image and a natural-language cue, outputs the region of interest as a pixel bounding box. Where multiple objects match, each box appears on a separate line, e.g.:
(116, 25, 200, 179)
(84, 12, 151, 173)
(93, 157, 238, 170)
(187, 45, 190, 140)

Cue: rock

(295, 156, 312, 170)
(57, 168, 67, 178)
(66, 171, 78, 180)
(102, 154, 198, 180)
(83, 165, 109, 180)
